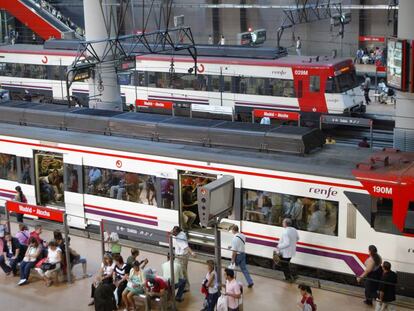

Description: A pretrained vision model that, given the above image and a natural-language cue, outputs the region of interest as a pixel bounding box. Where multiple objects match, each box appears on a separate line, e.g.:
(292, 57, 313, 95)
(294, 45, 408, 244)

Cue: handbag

(216, 294, 228, 311)
(41, 262, 56, 271)
(273, 250, 281, 265)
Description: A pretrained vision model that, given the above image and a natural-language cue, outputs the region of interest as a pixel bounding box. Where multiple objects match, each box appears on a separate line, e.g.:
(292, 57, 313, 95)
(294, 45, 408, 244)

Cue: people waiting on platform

(0, 232, 24, 276)
(89, 254, 115, 306)
(202, 260, 219, 311)
(376, 261, 397, 311)
(357, 245, 383, 306)
(67, 236, 90, 278)
(18, 237, 42, 286)
(122, 260, 145, 311)
(15, 224, 30, 248)
(358, 137, 370, 148)
(162, 253, 186, 303)
(297, 284, 317, 311)
(144, 268, 169, 310)
(35, 240, 62, 287)
(113, 255, 130, 308)
(14, 186, 27, 223)
(222, 268, 242, 311)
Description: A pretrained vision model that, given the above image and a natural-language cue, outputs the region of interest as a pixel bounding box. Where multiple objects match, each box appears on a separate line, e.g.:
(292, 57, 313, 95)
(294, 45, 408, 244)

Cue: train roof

(0, 122, 370, 181)
(0, 43, 351, 68)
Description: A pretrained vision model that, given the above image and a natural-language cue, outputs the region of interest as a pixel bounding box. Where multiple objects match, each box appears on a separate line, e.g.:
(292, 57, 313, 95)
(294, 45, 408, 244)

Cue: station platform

(1, 222, 413, 311)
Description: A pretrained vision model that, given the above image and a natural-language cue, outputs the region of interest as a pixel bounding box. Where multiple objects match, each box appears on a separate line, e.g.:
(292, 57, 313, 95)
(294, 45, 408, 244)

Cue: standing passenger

(208, 35, 213, 45)
(172, 226, 195, 291)
(276, 218, 300, 282)
(376, 261, 397, 311)
(204, 260, 219, 311)
(363, 74, 371, 105)
(223, 268, 241, 311)
(357, 245, 383, 306)
(14, 186, 27, 223)
(297, 284, 316, 311)
(220, 35, 226, 45)
(230, 225, 254, 288)
(296, 36, 302, 56)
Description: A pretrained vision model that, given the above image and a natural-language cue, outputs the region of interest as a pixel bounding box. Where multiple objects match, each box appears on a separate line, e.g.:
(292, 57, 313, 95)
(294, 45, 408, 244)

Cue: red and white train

(0, 44, 364, 116)
(0, 103, 412, 285)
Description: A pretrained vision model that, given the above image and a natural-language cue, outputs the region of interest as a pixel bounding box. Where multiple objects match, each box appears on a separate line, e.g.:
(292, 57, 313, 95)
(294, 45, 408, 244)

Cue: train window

(372, 198, 402, 235)
(34, 152, 64, 206)
(404, 202, 414, 234)
(0, 153, 17, 181)
(325, 77, 335, 93)
(132, 71, 146, 87)
(209, 75, 220, 92)
(223, 76, 232, 93)
(309, 76, 320, 92)
(346, 203, 357, 239)
(46, 66, 65, 80)
(242, 189, 338, 236)
(19, 157, 33, 185)
(64, 164, 82, 193)
(160, 178, 175, 209)
(335, 70, 358, 93)
(83, 166, 157, 206)
(269, 79, 284, 96)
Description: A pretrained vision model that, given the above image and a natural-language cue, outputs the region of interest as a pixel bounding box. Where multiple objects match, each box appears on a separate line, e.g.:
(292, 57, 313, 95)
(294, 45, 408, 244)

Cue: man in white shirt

(172, 226, 195, 291)
(296, 36, 302, 56)
(161, 253, 186, 302)
(230, 225, 254, 288)
(276, 218, 299, 281)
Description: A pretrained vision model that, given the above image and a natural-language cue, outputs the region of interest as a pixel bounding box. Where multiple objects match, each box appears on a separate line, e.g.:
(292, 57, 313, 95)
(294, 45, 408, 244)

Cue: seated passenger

(18, 237, 42, 286)
(307, 204, 326, 234)
(30, 225, 46, 247)
(127, 248, 140, 266)
(39, 178, 55, 204)
(89, 254, 115, 306)
(48, 169, 63, 201)
(65, 236, 90, 278)
(110, 176, 126, 200)
(161, 253, 186, 302)
(0, 232, 24, 276)
(146, 176, 156, 205)
(144, 268, 169, 310)
(15, 224, 30, 252)
(122, 261, 145, 311)
(113, 255, 130, 309)
(88, 167, 102, 193)
(36, 240, 62, 287)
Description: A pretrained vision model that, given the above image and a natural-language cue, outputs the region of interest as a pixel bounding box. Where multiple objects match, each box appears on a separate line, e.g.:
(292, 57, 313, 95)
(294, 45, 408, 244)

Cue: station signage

(359, 36, 385, 43)
(320, 115, 372, 127)
(6, 201, 64, 222)
(72, 67, 91, 81)
(135, 99, 173, 110)
(253, 109, 300, 121)
(103, 219, 168, 244)
(117, 56, 136, 71)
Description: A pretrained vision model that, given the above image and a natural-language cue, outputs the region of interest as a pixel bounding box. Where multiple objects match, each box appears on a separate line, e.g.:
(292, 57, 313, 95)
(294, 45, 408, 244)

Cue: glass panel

(282, 80, 296, 97)
(84, 166, 158, 206)
(269, 79, 284, 96)
(65, 164, 81, 193)
(35, 152, 64, 205)
(160, 178, 175, 209)
(180, 172, 216, 230)
(310, 76, 320, 92)
(372, 198, 401, 235)
(325, 77, 336, 93)
(19, 157, 33, 185)
(335, 70, 358, 93)
(0, 153, 17, 181)
(210, 75, 220, 92)
(242, 189, 338, 236)
(223, 76, 232, 93)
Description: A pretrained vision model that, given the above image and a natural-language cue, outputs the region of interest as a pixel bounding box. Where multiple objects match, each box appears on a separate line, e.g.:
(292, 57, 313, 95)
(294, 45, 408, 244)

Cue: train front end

(324, 60, 365, 114)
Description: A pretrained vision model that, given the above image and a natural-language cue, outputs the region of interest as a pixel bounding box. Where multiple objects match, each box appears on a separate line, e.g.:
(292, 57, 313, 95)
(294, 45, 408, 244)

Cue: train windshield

(325, 69, 358, 93)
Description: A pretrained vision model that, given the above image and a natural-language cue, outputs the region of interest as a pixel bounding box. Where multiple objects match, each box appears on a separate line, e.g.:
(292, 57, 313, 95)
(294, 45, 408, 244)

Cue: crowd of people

(355, 46, 385, 67)
(33, 0, 84, 36)
(0, 214, 400, 311)
(0, 220, 89, 287)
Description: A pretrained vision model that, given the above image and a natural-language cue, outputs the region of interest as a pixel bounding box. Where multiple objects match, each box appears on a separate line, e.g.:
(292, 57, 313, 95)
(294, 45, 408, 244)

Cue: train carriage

(0, 44, 364, 116)
(0, 103, 412, 287)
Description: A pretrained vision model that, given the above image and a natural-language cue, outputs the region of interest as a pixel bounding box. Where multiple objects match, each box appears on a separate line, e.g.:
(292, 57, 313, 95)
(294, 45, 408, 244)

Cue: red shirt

(30, 231, 43, 245)
(302, 295, 316, 311)
(145, 276, 168, 293)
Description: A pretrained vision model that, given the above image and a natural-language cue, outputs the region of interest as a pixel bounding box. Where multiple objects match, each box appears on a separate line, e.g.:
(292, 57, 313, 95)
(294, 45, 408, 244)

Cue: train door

(63, 153, 86, 228)
(34, 151, 65, 207)
(178, 171, 216, 235)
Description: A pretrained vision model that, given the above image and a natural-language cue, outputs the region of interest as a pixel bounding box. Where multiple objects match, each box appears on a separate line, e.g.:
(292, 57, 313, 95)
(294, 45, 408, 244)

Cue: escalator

(0, 0, 75, 40)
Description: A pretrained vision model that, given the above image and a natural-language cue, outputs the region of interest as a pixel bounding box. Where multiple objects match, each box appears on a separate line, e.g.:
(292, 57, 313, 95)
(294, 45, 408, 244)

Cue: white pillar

(394, 0, 414, 151)
(83, 0, 122, 111)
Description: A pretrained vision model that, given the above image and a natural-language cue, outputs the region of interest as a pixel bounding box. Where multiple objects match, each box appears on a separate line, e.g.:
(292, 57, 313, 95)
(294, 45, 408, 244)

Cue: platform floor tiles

(0, 231, 410, 311)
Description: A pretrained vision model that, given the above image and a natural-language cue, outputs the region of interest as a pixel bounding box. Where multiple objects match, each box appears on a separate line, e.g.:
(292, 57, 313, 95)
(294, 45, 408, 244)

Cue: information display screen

(387, 38, 406, 90)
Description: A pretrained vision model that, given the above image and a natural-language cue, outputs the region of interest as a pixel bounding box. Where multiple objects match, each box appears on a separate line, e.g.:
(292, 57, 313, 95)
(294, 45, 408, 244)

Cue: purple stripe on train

(84, 208, 158, 227)
(0, 192, 15, 199)
(246, 237, 364, 276)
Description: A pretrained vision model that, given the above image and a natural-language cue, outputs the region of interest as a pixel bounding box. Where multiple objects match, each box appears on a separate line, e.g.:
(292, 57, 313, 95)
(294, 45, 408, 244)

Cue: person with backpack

(14, 186, 27, 223)
(230, 225, 254, 288)
(297, 284, 317, 311)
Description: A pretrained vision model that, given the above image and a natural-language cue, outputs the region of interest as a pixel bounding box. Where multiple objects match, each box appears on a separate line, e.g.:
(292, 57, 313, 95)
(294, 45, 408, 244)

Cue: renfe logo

(372, 186, 392, 195)
(309, 187, 338, 199)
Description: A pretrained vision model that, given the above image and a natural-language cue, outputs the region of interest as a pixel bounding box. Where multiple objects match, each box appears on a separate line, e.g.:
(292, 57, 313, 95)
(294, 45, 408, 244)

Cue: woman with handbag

(35, 240, 62, 287)
(297, 284, 316, 311)
(122, 261, 145, 311)
(88, 254, 115, 306)
(17, 237, 42, 286)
